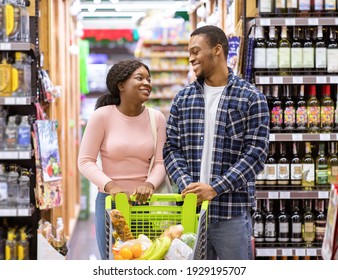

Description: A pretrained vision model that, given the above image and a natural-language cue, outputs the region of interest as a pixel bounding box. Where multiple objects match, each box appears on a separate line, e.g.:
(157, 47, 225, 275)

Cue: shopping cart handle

(131, 193, 184, 202)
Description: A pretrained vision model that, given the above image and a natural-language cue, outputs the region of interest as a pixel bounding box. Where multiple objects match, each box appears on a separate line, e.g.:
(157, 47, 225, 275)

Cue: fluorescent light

(81, 11, 146, 18)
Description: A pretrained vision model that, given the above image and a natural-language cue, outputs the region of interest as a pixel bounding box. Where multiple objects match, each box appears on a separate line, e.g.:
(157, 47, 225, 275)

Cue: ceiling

(79, 0, 191, 29)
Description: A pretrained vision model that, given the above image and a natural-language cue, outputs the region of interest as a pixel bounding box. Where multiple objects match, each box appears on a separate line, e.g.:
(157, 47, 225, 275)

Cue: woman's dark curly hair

(95, 60, 150, 110)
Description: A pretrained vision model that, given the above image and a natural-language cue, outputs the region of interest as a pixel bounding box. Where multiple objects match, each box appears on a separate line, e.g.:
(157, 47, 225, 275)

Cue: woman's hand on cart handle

(181, 182, 217, 204)
(104, 181, 131, 201)
(132, 182, 154, 205)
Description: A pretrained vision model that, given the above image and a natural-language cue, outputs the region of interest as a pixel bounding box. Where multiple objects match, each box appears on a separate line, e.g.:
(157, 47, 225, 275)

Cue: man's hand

(181, 182, 217, 204)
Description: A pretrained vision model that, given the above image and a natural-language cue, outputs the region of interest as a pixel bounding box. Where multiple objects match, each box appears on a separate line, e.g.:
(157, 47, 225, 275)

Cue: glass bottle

(5, 230, 17, 260)
(303, 27, 315, 72)
(11, 52, 31, 97)
(7, 164, 18, 208)
(0, 227, 4, 260)
(0, 117, 5, 149)
(291, 27, 303, 73)
(4, 1, 21, 42)
(275, 0, 287, 14)
(315, 26, 327, 73)
(290, 142, 302, 185)
(4, 115, 18, 150)
(296, 85, 308, 132)
(302, 142, 315, 189)
(313, 0, 324, 15)
(315, 143, 328, 185)
(315, 199, 326, 242)
(265, 143, 278, 185)
(298, 0, 312, 16)
(18, 0, 30, 43)
(324, 0, 337, 14)
(254, 26, 267, 72)
(302, 199, 315, 246)
(277, 200, 290, 243)
(0, 163, 8, 208)
(327, 27, 338, 73)
(252, 200, 265, 243)
(17, 115, 31, 150)
(270, 85, 283, 131)
(320, 85, 334, 132)
(264, 199, 276, 243)
(307, 85, 320, 133)
(0, 53, 13, 96)
(290, 200, 303, 243)
(278, 26, 291, 75)
(18, 168, 30, 208)
(277, 142, 290, 186)
(328, 142, 338, 184)
(283, 85, 296, 131)
(259, 0, 274, 17)
(266, 26, 279, 73)
(17, 230, 29, 260)
(287, 0, 298, 14)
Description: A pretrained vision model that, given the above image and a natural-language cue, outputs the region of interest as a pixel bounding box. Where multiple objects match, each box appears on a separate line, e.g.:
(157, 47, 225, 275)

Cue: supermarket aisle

(67, 213, 100, 260)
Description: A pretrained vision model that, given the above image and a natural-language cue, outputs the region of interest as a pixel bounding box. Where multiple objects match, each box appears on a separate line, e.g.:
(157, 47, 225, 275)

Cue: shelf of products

(269, 133, 338, 141)
(256, 189, 330, 199)
(256, 17, 338, 26)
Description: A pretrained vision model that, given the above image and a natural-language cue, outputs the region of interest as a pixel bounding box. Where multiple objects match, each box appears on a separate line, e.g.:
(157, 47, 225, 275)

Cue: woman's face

(119, 66, 152, 105)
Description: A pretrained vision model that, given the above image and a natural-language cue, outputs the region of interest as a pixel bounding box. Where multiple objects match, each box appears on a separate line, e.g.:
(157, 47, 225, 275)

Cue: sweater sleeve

(77, 109, 112, 192)
(146, 110, 167, 189)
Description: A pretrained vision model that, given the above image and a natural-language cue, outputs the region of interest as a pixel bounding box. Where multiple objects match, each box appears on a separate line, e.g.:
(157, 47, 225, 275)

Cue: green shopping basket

(105, 193, 208, 260)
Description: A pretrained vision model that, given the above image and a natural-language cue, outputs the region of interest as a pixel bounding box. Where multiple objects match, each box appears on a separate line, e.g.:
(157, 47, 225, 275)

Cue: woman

(78, 60, 167, 260)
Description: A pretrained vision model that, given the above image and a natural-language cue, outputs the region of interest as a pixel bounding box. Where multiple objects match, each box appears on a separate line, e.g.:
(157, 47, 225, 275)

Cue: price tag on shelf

(15, 97, 27, 105)
(17, 208, 30, 216)
(272, 76, 283, 84)
(306, 249, 317, 256)
(330, 76, 338, 84)
(0, 151, 17, 159)
(268, 192, 279, 199)
(292, 134, 303, 141)
(336, 18, 338, 25)
(316, 76, 327, 84)
(0, 43, 11, 50)
(269, 134, 275, 141)
(18, 151, 30, 159)
(282, 249, 293, 256)
(318, 191, 329, 199)
(319, 134, 330, 141)
(295, 249, 306, 256)
(259, 18, 271, 26)
(293, 76, 303, 84)
(308, 18, 319, 25)
(256, 249, 276, 257)
(4, 97, 16, 105)
(285, 18, 296, 26)
(279, 192, 290, 199)
(259, 77, 270, 84)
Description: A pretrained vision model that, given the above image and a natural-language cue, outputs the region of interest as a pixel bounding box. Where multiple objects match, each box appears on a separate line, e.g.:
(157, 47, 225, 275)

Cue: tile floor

(67, 213, 100, 260)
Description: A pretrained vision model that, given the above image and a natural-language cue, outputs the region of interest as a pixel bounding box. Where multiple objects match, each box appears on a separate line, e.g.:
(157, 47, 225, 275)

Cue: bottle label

(284, 106, 296, 126)
(260, 0, 272, 12)
(302, 163, 315, 182)
(299, 0, 311, 10)
(276, 0, 286, 8)
(316, 48, 327, 68)
(304, 222, 314, 233)
(17, 126, 31, 146)
(265, 223, 276, 236)
(271, 106, 283, 125)
(291, 48, 303, 68)
(266, 48, 278, 69)
(279, 222, 289, 233)
(303, 48, 315, 68)
(317, 168, 328, 184)
(321, 106, 334, 127)
(296, 106, 307, 127)
(292, 222, 302, 233)
(325, 0, 336, 10)
(266, 164, 277, 180)
(327, 49, 338, 73)
(291, 164, 302, 180)
(332, 166, 338, 176)
(279, 48, 291, 68)
(314, 0, 324, 10)
(287, 0, 297, 8)
(0, 182, 8, 201)
(253, 223, 264, 236)
(308, 107, 320, 125)
(254, 48, 267, 69)
(278, 164, 290, 179)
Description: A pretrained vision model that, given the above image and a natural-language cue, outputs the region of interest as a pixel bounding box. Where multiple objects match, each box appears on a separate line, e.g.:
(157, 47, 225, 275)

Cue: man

(163, 25, 270, 260)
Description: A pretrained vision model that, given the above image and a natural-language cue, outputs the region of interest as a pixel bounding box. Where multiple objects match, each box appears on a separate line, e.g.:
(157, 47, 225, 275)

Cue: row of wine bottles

(254, 25, 338, 74)
(257, 141, 338, 187)
(252, 199, 326, 245)
(258, 0, 338, 17)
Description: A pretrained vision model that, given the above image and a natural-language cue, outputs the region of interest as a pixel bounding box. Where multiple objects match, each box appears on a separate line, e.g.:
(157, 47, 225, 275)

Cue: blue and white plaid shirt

(163, 68, 270, 223)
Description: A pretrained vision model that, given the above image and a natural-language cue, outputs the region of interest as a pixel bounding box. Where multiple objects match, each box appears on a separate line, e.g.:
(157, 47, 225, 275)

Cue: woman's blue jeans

(206, 209, 253, 260)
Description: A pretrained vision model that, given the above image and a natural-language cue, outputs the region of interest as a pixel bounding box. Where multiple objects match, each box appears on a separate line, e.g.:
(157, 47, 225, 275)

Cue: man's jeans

(206, 210, 253, 260)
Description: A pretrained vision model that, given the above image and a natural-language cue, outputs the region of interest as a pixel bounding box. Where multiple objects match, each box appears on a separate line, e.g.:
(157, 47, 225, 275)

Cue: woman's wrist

(144, 181, 155, 190)
(104, 181, 114, 193)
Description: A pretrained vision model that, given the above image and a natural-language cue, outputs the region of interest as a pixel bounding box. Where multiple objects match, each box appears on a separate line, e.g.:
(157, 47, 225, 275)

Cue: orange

(114, 254, 124, 260)
(119, 247, 133, 260)
(130, 243, 142, 258)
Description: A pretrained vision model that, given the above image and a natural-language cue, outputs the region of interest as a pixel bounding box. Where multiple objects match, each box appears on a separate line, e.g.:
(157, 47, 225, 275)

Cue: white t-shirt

(199, 82, 225, 184)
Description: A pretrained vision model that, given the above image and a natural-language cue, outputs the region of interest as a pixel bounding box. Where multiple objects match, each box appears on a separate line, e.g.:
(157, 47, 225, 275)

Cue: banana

(146, 236, 171, 260)
(137, 240, 157, 260)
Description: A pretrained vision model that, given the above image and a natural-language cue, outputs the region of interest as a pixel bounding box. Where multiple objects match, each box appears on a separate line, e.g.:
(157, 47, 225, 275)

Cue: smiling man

(163, 25, 270, 260)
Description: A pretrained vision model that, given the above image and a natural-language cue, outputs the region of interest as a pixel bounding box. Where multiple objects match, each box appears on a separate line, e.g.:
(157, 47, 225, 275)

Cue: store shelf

(151, 67, 190, 72)
(255, 246, 322, 257)
(142, 39, 189, 45)
(0, 96, 32, 105)
(269, 133, 338, 142)
(141, 52, 188, 58)
(256, 17, 338, 26)
(256, 189, 330, 199)
(0, 206, 35, 217)
(255, 75, 338, 85)
(0, 149, 32, 159)
(0, 42, 34, 51)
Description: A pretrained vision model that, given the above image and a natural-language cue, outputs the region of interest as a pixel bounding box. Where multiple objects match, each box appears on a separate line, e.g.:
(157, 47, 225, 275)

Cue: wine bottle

(320, 85, 334, 132)
(303, 27, 315, 72)
(291, 142, 302, 185)
(283, 85, 296, 131)
(307, 85, 320, 133)
(287, 0, 298, 14)
(291, 27, 303, 73)
(328, 141, 338, 184)
(275, 0, 287, 14)
(254, 26, 267, 72)
(290, 200, 302, 243)
(264, 199, 276, 243)
(270, 85, 283, 131)
(302, 199, 315, 246)
(315, 199, 326, 242)
(296, 85, 308, 131)
(298, 0, 312, 15)
(278, 200, 290, 243)
(315, 143, 328, 185)
(324, 0, 337, 14)
(327, 27, 338, 73)
(259, 0, 274, 17)
(313, 0, 324, 15)
(302, 142, 315, 190)
(266, 143, 278, 186)
(278, 26, 291, 75)
(277, 142, 290, 186)
(266, 26, 279, 73)
(315, 26, 327, 73)
(252, 200, 265, 243)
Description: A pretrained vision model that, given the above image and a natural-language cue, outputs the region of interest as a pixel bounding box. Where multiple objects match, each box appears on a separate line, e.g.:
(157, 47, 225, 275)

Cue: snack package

(164, 238, 193, 260)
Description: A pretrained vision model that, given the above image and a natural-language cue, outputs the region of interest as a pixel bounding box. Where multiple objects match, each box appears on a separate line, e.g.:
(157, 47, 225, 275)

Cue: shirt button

(201, 137, 204, 140)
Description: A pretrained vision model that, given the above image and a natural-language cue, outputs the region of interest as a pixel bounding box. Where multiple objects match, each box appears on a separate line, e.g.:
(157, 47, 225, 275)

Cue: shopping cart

(105, 193, 208, 260)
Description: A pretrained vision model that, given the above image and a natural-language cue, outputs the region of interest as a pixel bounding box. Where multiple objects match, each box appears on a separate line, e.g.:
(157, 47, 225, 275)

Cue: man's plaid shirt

(163, 68, 270, 223)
